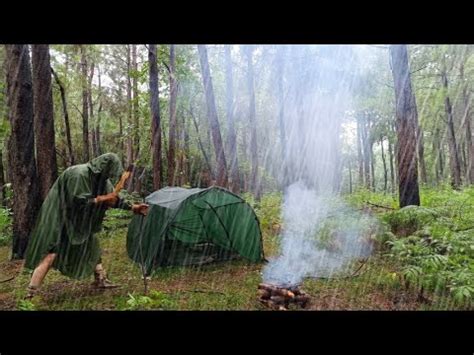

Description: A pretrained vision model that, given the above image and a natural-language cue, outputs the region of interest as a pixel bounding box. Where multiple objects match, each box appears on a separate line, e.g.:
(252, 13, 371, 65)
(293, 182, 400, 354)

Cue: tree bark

(132, 45, 140, 162)
(168, 44, 178, 186)
(5, 45, 41, 259)
(148, 44, 162, 190)
(389, 45, 420, 207)
(190, 104, 214, 181)
(417, 123, 428, 184)
(276, 46, 287, 188)
(380, 136, 388, 193)
(96, 66, 102, 156)
(388, 139, 395, 194)
(244, 45, 260, 198)
(0, 149, 6, 206)
(224, 46, 241, 193)
(197, 45, 228, 187)
(51, 68, 75, 166)
(31, 45, 58, 201)
(126, 45, 133, 166)
(441, 69, 462, 189)
(356, 118, 364, 186)
(360, 115, 371, 189)
(80, 45, 90, 162)
(88, 60, 97, 157)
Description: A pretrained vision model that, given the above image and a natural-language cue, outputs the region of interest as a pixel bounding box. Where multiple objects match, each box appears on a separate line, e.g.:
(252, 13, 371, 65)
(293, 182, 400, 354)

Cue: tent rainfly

(126, 186, 265, 274)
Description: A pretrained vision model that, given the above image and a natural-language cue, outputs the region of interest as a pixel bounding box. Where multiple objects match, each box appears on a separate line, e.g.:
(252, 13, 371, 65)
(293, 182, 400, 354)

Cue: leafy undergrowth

(0, 188, 472, 310)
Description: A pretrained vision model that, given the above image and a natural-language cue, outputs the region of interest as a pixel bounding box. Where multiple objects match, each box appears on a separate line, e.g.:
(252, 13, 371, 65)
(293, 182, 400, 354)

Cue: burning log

(257, 283, 310, 310)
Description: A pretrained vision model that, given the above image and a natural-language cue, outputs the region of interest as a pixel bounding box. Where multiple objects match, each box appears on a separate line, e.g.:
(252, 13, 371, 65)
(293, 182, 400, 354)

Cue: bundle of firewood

(257, 283, 311, 310)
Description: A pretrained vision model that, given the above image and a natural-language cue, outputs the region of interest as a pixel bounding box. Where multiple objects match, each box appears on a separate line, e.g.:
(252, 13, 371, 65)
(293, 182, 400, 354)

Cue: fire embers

(257, 283, 311, 310)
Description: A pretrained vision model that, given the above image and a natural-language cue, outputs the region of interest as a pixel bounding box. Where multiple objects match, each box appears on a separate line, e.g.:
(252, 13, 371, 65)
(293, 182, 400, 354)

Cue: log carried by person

(24, 153, 148, 298)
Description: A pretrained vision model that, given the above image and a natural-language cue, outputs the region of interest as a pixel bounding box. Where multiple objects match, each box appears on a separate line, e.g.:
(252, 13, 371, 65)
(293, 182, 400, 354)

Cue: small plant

(124, 290, 177, 310)
(17, 300, 36, 311)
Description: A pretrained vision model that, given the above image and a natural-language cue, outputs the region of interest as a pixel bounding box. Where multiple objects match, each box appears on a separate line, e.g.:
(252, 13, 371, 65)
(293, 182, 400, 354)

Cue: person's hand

(95, 192, 119, 208)
(132, 203, 149, 216)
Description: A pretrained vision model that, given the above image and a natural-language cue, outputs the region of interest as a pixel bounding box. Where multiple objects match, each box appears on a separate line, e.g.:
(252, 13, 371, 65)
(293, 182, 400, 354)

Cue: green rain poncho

(25, 153, 129, 279)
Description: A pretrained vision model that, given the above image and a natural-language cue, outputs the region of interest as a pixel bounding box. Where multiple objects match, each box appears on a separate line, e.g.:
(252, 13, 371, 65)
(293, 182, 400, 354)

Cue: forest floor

(0, 187, 472, 310)
(0, 217, 443, 311)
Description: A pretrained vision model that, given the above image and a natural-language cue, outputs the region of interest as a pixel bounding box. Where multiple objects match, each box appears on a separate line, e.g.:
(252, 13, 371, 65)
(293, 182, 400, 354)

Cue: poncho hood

(87, 153, 123, 183)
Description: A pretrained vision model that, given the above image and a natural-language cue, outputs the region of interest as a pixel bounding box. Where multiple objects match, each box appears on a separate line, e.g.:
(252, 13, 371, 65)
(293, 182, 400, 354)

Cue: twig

(0, 276, 16, 283)
(365, 201, 396, 210)
(183, 289, 226, 295)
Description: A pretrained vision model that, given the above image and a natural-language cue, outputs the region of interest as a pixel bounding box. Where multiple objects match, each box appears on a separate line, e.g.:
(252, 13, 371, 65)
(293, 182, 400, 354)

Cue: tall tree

(80, 45, 90, 162)
(224, 46, 240, 193)
(132, 45, 140, 162)
(126, 45, 133, 166)
(197, 45, 228, 187)
(380, 136, 388, 193)
(168, 44, 178, 186)
(244, 45, 259, 198)
(5, 45, 41, 258)
(148, 44, 162, 190)
(390, 45, 420, 207)
(441, 66, 462, 189)
(51, 68, 75, 165)
(31, 45, 58, 200)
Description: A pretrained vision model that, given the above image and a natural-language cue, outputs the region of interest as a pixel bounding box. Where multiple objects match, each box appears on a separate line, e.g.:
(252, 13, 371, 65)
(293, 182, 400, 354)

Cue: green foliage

(17, 300, 36, 311)
(0, 207, 12, 246)
(122, 290, 177, 310)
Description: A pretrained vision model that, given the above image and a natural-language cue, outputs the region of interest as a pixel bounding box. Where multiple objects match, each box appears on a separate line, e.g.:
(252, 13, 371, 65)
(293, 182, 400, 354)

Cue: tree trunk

(126, 45, 133, 166)
(348, 159, 353, 194)
(190, 104, 214, 182)
(51, 68, 75, 166)
(356, 118, 364, 186)
(380, 137, 387, 193)
(148, 44, 162, 190)
(168, 44, 178, 186)
(389, 45, 420, 207)
(0, 149, 6, 206)
(197, 45, 228, 187)
(244, 46, 260, 199)
(360, 116, 371, 189)
(88, 60, 96, 157)
(96, 66, 102, 156)
(5, 45, 41, 259)
(224, 45, 241, 193)
(460, 60, 473, 184)
(276, 46, 287, 188)
(132, 45, 140, 162)
(388, 139, 395, 194)
(80, 45, 90, 162)
(441, 69, 462, 189)
(31, 45, 58, 201)
(417, 123, 428, 184)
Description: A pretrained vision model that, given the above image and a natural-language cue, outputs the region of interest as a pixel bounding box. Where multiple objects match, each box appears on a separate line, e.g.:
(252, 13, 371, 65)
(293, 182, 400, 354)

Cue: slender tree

(80, 45, 90, 162)
(148, 44, 162, 189)
(31, 45, 58, 200)
(243, 45, 259, 198)
(168, 44, 178, 186)
(224, 46, 240, 193)
(197, 45, 228, 187)
(5, 45, 41, 258)
(390, 45, 420, 207)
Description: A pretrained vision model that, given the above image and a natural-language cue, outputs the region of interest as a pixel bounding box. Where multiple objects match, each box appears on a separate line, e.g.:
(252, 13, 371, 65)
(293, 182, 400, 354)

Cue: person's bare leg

(93, 263, 119, 289)
(26, 253, 57, 298)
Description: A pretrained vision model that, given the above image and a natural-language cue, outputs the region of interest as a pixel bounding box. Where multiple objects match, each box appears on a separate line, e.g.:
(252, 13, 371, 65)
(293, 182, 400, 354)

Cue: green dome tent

(126, 186, 264, 274)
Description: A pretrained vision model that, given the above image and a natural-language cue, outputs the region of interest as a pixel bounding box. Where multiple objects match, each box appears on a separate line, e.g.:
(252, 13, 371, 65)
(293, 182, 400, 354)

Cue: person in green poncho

(24, 153, 148, 298)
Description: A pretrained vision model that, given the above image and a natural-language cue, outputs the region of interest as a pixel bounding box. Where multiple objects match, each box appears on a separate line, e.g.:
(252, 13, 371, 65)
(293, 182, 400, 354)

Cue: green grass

(0, 189, 472, 310)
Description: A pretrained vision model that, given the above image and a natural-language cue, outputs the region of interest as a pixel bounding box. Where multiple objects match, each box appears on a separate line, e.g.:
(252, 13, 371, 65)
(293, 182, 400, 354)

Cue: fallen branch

(365, 201, 396, 210)
(0, 276, 16, 283)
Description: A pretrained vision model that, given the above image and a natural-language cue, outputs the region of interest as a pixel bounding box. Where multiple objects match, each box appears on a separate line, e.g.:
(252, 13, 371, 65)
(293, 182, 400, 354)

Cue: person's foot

(92, 278, 120, 289)
(92, 271, 120, 289)
(25, 285, 38, 299)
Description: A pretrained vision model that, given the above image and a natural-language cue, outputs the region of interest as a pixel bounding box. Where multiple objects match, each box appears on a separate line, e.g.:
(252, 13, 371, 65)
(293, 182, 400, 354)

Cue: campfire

(257, 283, 311, 310)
